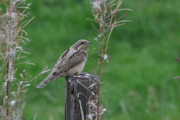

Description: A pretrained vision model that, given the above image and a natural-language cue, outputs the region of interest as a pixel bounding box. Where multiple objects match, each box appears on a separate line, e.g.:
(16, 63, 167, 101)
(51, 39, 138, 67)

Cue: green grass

(4, 0, 180, 119)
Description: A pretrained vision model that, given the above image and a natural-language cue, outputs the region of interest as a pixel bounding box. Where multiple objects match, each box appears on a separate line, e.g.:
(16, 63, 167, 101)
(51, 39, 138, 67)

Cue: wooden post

(64, 72, 98, 120)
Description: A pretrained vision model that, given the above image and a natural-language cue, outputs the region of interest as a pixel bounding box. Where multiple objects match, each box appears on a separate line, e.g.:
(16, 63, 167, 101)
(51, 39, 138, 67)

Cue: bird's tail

(36, 73, 59, 88)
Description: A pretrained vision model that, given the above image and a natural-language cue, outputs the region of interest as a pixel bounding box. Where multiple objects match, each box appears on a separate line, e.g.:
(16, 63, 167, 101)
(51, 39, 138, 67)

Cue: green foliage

(16, 0, 180, 119)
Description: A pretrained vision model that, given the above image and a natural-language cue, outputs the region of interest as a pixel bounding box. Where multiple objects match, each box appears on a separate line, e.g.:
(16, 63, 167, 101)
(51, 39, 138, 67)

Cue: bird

(36, 39, 92, 88)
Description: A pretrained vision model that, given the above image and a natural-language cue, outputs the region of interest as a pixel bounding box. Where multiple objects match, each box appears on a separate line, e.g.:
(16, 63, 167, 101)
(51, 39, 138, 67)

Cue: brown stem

(6, 0, 12, 118)
(97, 41, 103, 120)
(6, 61, 9, 118)
(97, 20, 105, 120)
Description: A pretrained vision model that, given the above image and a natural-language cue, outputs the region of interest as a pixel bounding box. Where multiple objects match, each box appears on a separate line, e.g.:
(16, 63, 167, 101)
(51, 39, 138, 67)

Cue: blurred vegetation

(1, 0, 180, 119)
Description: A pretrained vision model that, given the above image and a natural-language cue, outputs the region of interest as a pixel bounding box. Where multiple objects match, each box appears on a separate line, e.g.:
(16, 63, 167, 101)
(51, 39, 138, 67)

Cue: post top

(66, 72, 98, 81)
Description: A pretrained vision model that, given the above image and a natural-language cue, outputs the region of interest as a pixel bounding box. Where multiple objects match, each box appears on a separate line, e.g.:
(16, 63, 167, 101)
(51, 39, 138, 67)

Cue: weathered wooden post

(64, 72, 98, 120)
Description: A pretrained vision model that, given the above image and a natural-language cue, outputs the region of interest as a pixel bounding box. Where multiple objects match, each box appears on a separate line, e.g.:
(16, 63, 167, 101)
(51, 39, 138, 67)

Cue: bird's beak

(87, 41, 92, 44)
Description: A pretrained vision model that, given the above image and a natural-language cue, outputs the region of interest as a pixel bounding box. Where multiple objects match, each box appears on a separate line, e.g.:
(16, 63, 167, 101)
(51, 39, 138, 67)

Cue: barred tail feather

(36, 73, 60, 88)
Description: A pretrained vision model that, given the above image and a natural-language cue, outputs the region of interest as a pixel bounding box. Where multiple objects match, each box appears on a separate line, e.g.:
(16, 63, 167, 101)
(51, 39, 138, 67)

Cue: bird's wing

(52, 51, 87, 75)
(53, 48, 70, 69)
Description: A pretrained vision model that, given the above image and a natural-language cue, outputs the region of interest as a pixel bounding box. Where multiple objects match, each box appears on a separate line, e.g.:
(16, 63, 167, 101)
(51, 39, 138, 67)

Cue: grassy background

(5, 0, 180, 119)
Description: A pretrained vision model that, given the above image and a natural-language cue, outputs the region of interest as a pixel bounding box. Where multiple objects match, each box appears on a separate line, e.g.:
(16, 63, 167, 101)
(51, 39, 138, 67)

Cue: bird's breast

(67, 57, 87, 76)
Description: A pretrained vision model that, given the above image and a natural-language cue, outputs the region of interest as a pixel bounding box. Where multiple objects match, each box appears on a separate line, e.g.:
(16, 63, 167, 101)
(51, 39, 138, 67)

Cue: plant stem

(6, 0, 12, 118)
(97, 25, 105, 120)
(6, 50, 10, 118)
(6, 80, 9, 118)
(97, 41, 103, 120)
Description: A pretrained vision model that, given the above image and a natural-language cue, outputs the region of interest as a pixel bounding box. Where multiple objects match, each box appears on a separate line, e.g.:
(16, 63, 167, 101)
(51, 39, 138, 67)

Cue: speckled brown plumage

(36, 39, 92, 88)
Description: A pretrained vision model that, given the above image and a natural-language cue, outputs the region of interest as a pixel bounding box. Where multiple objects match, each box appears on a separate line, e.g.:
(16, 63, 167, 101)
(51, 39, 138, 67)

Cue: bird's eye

(80, 42, 83, 44)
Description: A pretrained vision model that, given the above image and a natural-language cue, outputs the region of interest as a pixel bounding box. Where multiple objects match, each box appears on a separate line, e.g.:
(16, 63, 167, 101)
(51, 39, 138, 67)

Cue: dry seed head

(92, 1, 102, 13)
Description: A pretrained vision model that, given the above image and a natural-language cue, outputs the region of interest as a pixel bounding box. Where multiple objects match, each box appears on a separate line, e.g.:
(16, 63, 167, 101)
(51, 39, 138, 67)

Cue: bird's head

(72, 39, 92, 51)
